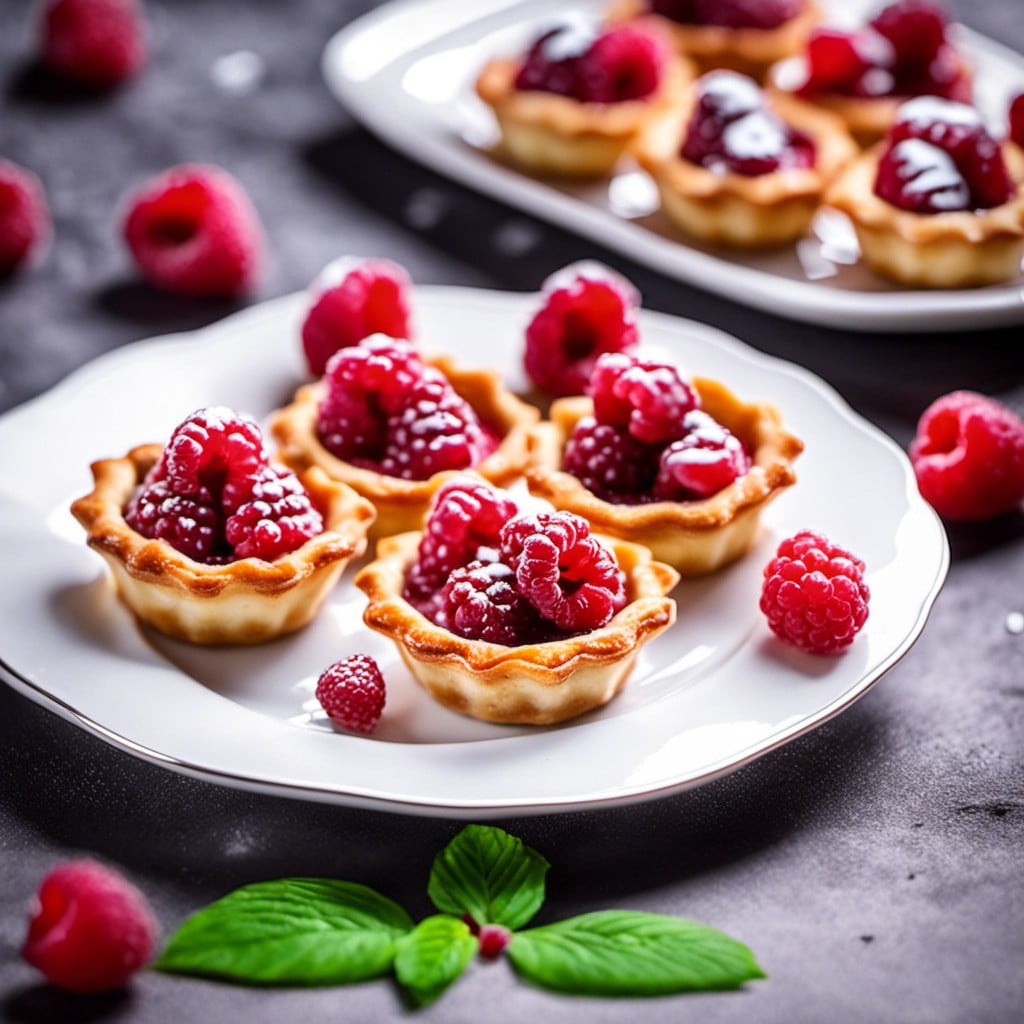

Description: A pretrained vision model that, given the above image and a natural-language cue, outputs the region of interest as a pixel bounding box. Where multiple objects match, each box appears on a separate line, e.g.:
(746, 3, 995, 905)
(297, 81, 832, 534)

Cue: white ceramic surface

(0, 288, 948, 816)
(322, 0, 1024, 332)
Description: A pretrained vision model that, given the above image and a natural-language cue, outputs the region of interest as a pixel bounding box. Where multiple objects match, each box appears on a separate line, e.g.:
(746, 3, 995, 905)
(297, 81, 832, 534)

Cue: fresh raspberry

(909, 391, 1024, 520)
(563, 417, 660, 502)
(126, 477, 226, 563)
(515, 19, 666, 104)
(524, 262, 640, 398)
(224, 464, 324, 561)
(802, 28, 895, 97)
(500, 512, 626, 632)
(682, 72, 816, 176)
(441, 560, 548, 645)
(870, 0, 948, 65)
(875, 138, 969, 213)
(301, 257, 413, 377)
(654, 410, 751, 501)
(0, 161, 50, 277)
(1011, 93, 1024, 149)
(478, 924, 512, 959)
(41, 0, 146, 87)
(884, 98, 1014, 210)
(316, 336, 426, 463)
(404, 477, 520, 605)
(589, 352, 699, 444)
(760, 531, 870, 654)
(315, 655, 386, 735)
(651, 0, 804, 30)
(122, 164, 264, 298)
(22, 860, 157, 993)
(379, 372, 495, 481)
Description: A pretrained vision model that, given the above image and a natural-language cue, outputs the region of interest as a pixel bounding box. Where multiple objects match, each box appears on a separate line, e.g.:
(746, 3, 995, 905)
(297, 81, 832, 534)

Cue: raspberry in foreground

(0, 160, 50, 277)
(22, 860, 157, 993)
(441, 560, 547, 646)
(760, 530, 869, 655)
(302, 257, 413, 376)
(316, 655, 387, 734)
(909, 390, 1024, 520)
(122, 164, 264, 297)
(41, 0, 147, 87)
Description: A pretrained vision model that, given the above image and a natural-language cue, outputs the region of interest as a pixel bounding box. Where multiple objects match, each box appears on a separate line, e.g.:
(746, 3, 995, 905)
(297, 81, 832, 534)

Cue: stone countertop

(1, 1, 1022, 1022)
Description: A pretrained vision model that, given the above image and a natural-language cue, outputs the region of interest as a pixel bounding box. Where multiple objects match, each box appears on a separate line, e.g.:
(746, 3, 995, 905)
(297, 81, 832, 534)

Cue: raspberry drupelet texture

(653, 410, 751, 501)
(760, 530, 870, 654)
(41, 0, 147, 87)
(589, 352, 699, 444)
(0, 161, 50, 278)
(909, 391, 1024, 520)
(500, 511, 626, 632)
(315, 655, 386, 734)
(122, 164, 264, 298)
(441, 560, 548, 645)
(125, 479, 226, 563)
(404, 477, 520, 606)
(563, 417, 661, 502)
(301, 257, 413, 377)
(22, 860, 157, 993)
(524, 262, 640, 398)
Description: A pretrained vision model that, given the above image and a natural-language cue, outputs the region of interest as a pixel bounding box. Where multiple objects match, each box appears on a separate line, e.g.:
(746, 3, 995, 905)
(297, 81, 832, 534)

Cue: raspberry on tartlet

(122, 164, 265, 298)
(0, 160, 51, 277)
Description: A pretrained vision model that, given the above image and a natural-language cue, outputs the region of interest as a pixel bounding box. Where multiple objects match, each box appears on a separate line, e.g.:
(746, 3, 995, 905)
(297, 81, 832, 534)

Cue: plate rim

(0, 287, 950, 817)
(321, 0, 1024, 333)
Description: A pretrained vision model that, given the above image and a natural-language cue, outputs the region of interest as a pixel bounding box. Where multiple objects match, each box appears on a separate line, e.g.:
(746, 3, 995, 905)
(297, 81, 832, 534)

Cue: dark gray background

(1, 1, 1022, 1021)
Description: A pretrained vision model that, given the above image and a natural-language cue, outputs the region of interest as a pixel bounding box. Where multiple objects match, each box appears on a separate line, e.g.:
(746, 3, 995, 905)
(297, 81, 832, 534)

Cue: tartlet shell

(71, 445, 376, 645)
(270, 353, 539, 538)
(356, 532, 678, 725)
(525, 377, 803, 575)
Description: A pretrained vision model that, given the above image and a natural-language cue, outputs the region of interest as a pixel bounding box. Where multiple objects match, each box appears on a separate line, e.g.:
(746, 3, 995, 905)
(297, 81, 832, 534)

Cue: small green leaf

(428, 825, 549, 930)
(154, 879, 414, 985)
(507, 910, 765, 997)
(394, 915, 477, 1006)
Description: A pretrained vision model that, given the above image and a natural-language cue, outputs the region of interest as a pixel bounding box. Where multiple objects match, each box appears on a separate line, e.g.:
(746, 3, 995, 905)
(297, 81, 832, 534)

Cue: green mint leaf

(427, 824, 549, 930)
(507, 910, 765, 997)
(394, 915, 477, 1006)
(154, 879, 414, 985)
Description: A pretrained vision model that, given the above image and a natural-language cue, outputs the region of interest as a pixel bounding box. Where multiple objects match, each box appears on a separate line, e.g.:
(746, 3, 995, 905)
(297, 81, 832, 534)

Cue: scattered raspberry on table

(316, 655, 387, 734)
(41, 0, 147, 87)
(0, 160, 50, 277)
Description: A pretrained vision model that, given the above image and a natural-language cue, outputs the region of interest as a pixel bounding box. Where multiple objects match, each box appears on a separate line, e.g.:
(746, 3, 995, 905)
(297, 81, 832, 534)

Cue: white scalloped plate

(322, 0, 1024, 332)
(0, 288, 948, 816)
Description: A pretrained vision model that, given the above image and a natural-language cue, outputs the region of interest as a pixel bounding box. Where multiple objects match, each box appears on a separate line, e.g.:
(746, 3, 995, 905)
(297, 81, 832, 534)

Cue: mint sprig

(155, 826, 765, 1002)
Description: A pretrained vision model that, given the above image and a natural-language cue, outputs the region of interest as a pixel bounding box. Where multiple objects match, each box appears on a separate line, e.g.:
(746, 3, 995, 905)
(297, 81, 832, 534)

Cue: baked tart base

(606, 0, 820, 80)
(356, 532, 678, 725)
(826, 145, 1024, 288)
(475, 55, 691, 178)
(270, 354, 539, 539)
(526, 378, 803, 575)
(636, 90, 857, 247)
(71, 445, 376, 645)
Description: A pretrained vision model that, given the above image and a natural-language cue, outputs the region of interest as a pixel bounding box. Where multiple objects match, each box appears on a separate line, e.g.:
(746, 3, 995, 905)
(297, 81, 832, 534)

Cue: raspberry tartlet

(635, 70, 856, 247)
(71, 408, 375, 644)
(356, 478, 678, 725)
(475, 15, 691, 177)
(526, 354, 803, 575)
(523, 261, 640, 397)
(826, 97, 1024, 288)
(606, 0, 820, 81)
(780, 0, 972, 145)
(270, 336, 538, 538)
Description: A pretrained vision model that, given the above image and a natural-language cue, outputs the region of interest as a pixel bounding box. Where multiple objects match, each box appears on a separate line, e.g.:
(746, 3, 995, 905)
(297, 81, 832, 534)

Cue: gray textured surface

(1, 1, 1023, 1021)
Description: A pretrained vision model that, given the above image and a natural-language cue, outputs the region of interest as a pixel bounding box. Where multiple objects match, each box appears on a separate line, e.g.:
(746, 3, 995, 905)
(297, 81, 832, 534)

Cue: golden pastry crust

(606, 0, 820, 80)
(71, 444, 376, 645)
(475, 53, 692, 177)
(355, 531, 678, 725)
(525, 378, 803, 576)
(635, 87, 857, 246)
(826, 144, 1024, 288)
(270, 354, 539, 538)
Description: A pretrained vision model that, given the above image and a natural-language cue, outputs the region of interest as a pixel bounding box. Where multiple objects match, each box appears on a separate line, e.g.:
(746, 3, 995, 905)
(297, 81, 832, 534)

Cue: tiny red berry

(478, 924, 512, 959)
(41, 0, 147, 87)
(0, 161, 50, 277)
(22, 860, 157, 993)
(316, 655, 386, 734)
(760, 530, 870, 655)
